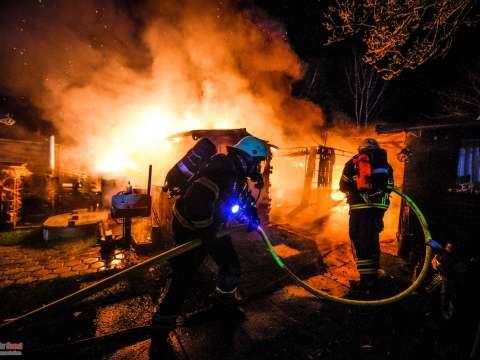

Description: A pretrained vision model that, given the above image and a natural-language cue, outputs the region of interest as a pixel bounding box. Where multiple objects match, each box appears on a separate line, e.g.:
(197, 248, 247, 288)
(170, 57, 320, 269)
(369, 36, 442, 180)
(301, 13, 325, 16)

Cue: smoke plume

(0, 1, 407, 271)
(0, 0, 324, 184)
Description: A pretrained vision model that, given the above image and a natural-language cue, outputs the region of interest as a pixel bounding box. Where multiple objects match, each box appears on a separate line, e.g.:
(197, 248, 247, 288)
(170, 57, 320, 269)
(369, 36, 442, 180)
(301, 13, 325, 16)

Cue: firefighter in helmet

(150, 135, 267, 357)
(339, 138, 394, 292)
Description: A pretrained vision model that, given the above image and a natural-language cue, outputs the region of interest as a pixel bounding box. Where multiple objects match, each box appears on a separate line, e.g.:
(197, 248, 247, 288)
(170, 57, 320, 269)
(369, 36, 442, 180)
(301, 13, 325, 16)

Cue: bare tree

(345, 50, 387, 127)
(438, 62, 480, 120)
(324, 0, 479, 80)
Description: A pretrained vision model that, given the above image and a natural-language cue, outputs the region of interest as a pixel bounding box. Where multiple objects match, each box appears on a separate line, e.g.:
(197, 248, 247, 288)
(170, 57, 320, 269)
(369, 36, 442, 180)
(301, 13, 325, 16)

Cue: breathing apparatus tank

(354, 147, 390, 192)
(163, 137, 217, 196)
(354, 153, 372, 191)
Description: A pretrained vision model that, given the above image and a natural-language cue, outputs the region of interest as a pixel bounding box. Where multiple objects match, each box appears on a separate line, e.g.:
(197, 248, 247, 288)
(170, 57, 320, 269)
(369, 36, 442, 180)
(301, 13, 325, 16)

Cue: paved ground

(0, 224, 473, 359)
(97, 225, 415, 360)
(0, 242, 136, 288)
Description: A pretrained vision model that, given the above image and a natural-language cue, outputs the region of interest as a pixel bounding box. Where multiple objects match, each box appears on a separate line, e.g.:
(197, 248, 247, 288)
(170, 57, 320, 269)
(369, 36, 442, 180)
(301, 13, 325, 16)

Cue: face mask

(249, 161, 265, 189)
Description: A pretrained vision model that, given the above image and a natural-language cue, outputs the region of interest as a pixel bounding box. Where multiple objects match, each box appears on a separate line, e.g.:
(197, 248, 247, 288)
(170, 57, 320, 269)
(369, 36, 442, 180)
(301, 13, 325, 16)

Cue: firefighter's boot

(149, 315, 178, 359)
(349, 273, 379, 298)
(207, 287, 246, 322)
(182, 288, 246, 324)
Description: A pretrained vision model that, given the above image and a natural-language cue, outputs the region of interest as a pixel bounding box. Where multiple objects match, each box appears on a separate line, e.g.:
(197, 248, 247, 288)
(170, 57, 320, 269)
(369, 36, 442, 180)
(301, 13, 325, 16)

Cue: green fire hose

(0, 188, 430, 335)
(258, 187, 433, 306)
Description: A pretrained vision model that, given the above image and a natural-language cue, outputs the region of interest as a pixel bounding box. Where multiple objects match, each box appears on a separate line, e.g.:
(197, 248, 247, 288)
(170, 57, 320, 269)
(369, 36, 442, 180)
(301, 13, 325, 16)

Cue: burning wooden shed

(377, 121, 480, 259)
(277, 145, 345, 217)
(0, 135, 101, 228)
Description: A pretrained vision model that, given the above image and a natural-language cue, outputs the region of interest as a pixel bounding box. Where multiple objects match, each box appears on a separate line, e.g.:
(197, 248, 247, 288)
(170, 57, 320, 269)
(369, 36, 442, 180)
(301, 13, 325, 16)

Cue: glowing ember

(330, 164, 349, 213)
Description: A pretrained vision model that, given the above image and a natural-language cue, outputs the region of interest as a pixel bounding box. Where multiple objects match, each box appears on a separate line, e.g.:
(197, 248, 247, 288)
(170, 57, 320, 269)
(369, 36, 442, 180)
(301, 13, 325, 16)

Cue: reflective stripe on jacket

(173, 153, 245, 230)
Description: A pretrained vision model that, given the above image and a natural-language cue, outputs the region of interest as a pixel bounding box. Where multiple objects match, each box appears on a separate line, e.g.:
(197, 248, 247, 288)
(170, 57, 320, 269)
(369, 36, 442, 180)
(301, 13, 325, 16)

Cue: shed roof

(376, 121, 480, 134)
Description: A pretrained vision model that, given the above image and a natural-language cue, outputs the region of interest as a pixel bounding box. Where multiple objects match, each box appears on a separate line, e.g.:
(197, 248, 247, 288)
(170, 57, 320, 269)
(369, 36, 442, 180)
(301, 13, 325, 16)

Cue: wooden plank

(0, 138, 50, 174)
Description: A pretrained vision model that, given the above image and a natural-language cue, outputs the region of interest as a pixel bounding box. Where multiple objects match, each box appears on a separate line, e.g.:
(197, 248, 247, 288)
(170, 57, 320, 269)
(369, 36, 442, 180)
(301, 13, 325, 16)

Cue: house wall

(399, 126, 480, 256)
(0, 138, 57, 175)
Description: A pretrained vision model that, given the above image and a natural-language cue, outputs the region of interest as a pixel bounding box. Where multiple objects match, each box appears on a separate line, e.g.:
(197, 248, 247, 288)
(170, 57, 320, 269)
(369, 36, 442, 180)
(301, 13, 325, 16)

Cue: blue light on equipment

(427, 239, 443, 251)
(231, 204, 240, 214)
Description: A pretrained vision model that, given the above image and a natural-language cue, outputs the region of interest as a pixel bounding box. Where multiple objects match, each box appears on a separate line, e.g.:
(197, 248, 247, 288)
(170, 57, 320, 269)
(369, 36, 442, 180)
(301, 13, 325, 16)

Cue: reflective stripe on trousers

(348, 207, 384, 276)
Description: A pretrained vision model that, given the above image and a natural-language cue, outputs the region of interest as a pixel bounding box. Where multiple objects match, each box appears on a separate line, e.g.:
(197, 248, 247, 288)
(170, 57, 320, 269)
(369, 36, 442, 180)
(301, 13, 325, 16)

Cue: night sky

(1, 0, 479, 137)
(253, 0, 480, 125)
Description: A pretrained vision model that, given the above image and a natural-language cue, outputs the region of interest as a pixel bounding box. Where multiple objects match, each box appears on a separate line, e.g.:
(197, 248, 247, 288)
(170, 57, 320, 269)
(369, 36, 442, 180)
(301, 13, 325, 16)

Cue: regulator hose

(257, 187, 433, 306)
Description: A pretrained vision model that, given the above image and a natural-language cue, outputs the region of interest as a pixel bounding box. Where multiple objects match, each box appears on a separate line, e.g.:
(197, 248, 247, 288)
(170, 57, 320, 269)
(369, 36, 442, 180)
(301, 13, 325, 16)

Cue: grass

(0, 227, 98, 252)
(0, 228, 42, 246)
(46, 234, 98, 252)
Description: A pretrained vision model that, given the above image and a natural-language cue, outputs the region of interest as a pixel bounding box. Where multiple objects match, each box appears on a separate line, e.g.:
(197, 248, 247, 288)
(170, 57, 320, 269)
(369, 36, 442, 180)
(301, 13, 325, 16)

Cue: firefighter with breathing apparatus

(150, 135, 267, 357)
(340, 138, 394, 293)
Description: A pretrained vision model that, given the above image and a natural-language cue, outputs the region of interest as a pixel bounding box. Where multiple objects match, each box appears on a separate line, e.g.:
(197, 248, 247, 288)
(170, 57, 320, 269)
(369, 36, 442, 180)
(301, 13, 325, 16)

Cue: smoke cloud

(0, 0, 324, 184)
(0, 1, 407, 270)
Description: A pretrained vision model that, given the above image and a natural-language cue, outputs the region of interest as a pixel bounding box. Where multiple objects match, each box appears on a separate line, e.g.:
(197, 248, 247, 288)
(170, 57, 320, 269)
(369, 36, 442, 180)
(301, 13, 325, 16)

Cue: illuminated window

(456, 140, 480, 192)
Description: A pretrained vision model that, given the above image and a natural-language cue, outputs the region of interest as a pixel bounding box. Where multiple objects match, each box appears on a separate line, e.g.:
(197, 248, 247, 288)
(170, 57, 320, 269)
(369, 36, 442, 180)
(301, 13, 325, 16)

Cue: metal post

(49, 135, 55, 174)
(147, 165, 152, 197)
(123, 217, 132, 246)
(301, 147, 317, 206)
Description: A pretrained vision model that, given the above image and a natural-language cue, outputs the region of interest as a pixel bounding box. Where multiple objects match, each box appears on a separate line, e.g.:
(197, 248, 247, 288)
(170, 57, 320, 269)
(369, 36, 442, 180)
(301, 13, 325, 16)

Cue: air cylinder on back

(163, 137, 217, 196)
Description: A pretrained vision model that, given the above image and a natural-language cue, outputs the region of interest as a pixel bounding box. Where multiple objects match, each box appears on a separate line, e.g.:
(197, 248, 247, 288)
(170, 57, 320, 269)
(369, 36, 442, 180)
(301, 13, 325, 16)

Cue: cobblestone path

(0, 244, 137, 288)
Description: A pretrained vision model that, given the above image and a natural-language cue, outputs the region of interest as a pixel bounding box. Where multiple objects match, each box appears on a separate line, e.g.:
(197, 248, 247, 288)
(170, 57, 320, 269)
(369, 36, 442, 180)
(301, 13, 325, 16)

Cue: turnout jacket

(173, 153, 247, 231)
(339, 148, 394, 211)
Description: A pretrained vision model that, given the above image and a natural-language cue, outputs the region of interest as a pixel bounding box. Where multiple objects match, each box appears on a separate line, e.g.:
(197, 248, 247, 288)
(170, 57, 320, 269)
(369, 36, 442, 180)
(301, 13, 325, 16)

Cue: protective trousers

(349, 207, 385, 284)
(151, 217, 241, 332)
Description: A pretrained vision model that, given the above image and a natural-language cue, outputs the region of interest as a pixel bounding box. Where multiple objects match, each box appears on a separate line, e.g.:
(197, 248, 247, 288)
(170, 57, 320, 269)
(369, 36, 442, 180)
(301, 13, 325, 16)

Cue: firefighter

(339, 138, 394, 292)
(150, 136, 267, 358)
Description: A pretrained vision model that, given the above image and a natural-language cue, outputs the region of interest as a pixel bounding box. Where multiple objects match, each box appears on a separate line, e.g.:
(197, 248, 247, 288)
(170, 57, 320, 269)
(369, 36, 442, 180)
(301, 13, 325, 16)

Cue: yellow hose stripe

(258, 186, 432, 306)
(350, 203, 389, 210)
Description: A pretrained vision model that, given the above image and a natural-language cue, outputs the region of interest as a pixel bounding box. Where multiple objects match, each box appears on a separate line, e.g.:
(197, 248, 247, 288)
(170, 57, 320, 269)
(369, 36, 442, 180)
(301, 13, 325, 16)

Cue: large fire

(1, 1, 324, 187)
(269, 130, 405, 254)
(330, 163, 348, 213)
(1, 0, 403, 241)
(92, 106, 223, 175)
